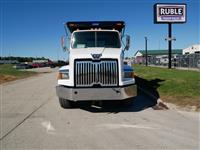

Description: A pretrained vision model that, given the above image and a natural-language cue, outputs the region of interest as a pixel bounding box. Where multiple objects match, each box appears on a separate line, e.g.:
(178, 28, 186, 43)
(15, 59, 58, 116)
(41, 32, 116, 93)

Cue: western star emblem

(91, 53, 102, 60)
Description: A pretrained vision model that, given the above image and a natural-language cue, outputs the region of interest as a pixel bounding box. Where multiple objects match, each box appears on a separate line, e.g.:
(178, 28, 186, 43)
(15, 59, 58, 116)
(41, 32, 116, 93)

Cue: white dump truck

(56, 21, 137, 108)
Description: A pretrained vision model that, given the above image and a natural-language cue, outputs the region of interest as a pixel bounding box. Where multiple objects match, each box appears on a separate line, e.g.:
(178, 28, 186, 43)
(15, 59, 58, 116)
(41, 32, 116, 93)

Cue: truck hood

(70, 48, 122, 60)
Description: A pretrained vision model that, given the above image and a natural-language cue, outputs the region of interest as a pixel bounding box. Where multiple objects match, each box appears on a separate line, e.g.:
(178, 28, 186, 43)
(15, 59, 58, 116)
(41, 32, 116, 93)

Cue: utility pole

(168, 23, 172, 69)
(145, 37, 148, 66)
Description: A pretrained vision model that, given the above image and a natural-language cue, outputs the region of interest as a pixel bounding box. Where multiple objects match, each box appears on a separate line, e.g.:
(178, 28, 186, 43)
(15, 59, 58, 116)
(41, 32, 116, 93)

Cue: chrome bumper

(56, 84, 137, 101)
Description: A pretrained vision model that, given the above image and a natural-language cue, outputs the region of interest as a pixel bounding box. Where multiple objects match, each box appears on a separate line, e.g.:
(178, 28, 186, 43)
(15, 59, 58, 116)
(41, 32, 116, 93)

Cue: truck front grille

(75, 60, 118, 87)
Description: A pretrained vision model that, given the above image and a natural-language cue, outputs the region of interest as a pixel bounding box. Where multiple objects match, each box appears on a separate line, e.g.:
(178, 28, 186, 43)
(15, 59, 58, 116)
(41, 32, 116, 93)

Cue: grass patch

(0, 64, 37, 84)
(134, 65, 200, 110)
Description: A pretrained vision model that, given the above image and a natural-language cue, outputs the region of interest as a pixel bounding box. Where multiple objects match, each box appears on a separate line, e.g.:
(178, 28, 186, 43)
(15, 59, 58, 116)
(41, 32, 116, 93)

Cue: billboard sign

(154, 3, 186, 23)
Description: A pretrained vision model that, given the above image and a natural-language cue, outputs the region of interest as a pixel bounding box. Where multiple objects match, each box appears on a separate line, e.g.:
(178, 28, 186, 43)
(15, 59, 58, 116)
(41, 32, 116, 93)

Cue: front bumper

(56, 84, 137, 101)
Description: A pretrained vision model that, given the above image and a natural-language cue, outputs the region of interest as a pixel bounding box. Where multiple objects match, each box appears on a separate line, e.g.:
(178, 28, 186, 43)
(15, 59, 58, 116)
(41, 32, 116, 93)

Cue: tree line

(0, 56, 49, 62)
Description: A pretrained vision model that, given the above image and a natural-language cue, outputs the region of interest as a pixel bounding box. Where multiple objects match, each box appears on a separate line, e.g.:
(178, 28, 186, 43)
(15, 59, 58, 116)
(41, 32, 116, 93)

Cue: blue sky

(1, 0, 199, 60)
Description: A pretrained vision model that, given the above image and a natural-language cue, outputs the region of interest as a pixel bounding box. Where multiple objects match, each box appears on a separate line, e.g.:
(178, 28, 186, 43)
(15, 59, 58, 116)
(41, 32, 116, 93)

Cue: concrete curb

(138, 86, 169, 110)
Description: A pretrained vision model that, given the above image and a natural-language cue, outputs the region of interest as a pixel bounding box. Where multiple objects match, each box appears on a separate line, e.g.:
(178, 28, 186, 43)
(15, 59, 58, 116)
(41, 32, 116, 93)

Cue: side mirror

(124, 35, 130, 50)
(61, 36, 68, 52)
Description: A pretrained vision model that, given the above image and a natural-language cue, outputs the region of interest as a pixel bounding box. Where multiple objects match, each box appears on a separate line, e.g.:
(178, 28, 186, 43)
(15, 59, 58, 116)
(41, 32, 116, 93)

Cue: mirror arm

(121, 27, 125, 40)
(123, 45, 128, 51)
(63, 46, 67, 52)
(61, 35, 69, 52)
(123, 35, 130, 51)
(64, 24, 69, 37)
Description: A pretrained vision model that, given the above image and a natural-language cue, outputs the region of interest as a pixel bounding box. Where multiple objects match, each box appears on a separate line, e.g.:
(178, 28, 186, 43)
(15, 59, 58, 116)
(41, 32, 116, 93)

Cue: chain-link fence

(135, 53, 200, 69)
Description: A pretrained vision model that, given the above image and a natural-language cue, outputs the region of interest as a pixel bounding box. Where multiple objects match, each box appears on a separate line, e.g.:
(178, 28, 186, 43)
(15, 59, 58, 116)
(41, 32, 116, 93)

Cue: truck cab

(56, 21, 137, 108)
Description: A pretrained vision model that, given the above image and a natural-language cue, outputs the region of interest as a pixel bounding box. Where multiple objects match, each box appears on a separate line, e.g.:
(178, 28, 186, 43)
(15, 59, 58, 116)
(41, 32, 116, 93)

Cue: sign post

(168, 23, 172, 68)
(154, 3, 186, 69)
(145, 37, 148, 66)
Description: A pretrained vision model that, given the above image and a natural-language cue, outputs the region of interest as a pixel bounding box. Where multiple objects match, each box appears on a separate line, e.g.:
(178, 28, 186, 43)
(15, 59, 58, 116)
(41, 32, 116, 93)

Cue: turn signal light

(57, 72, 62, 80)
(124, 72, 135, 78)
(57, 72, 69, 80)
(131, 72, 135, 78)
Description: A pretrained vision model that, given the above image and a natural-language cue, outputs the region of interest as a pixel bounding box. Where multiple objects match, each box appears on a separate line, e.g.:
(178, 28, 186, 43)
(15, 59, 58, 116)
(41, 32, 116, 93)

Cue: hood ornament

(91, 53, 102, 60)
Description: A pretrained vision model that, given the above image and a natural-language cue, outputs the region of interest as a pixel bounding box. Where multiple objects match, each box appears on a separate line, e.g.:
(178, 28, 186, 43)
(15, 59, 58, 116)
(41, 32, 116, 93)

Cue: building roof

(134, 49, 182, 56)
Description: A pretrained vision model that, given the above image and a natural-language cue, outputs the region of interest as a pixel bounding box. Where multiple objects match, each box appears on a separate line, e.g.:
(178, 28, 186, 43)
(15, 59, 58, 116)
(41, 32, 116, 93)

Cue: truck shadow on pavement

(76, 77, 166, 113)
(135, 76, 165, 100)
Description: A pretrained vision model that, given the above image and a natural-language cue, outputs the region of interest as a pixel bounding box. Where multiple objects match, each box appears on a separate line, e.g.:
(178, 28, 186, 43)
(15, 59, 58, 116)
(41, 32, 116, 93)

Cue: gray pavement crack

(0, 96, 52, 141)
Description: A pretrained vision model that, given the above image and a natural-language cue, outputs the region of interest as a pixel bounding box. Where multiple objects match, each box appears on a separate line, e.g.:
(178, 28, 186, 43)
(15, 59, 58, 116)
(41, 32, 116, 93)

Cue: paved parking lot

(0, 70, 199, 149)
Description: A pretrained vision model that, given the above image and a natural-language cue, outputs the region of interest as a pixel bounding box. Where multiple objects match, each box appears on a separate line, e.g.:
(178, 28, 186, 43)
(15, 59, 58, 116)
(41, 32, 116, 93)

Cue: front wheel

(59, 98, 74, 108)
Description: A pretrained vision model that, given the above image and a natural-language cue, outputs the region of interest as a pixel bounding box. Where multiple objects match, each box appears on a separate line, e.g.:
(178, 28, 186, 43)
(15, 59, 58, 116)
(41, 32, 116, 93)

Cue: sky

(0, 0, 199, 60)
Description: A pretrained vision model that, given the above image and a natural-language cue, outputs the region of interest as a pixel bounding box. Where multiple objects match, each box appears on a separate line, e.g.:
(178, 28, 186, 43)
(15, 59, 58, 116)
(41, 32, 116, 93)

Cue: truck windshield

(72, 31, 121, 48)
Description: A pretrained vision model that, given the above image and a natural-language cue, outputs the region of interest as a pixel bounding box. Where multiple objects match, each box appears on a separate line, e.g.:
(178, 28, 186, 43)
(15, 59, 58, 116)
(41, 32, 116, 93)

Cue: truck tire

(59, 98, 74, 108)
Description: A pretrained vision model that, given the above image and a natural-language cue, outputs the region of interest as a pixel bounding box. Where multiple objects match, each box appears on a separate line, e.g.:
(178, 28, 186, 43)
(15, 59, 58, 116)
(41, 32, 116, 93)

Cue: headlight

(57, 70, 69, 80)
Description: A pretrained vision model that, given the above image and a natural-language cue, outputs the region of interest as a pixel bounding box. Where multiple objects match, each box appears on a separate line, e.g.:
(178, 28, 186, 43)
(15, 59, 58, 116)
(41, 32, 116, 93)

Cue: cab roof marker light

(92, 22, 99, 26)
(69, 23, 76, 27)
(116, 23, 122, 26)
